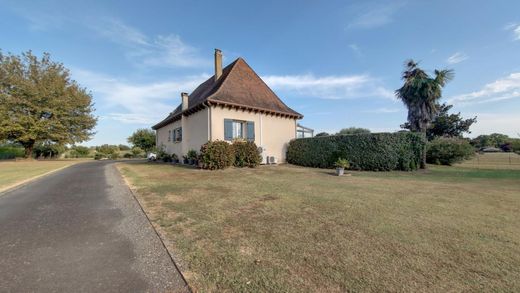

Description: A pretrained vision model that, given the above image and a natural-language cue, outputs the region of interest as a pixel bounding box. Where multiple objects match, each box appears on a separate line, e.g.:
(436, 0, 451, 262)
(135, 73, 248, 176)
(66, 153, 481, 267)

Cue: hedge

(286, 132, 425, 171)
(0, 146, 25, 160)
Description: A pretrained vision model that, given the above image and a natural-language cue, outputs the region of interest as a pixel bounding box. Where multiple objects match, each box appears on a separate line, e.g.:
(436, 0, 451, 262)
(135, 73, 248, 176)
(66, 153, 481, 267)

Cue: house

(152, 49, 303, 162)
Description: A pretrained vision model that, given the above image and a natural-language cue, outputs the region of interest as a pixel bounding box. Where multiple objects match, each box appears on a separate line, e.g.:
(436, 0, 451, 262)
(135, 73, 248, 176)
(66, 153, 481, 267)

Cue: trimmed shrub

(187, 149, 198, 159)
(109, 152, 120, 160)
(94, 152, 106, 160)
(286, 132, 425, 171)
(161, 153, 172, 162)
(426, 137, 474, 165)
(0, 146, 24, 160)
(123, 153, 134, 158)
(131, 147, 143, 157)
(232, 140, 261, 168)
(199, 140, 235, 170)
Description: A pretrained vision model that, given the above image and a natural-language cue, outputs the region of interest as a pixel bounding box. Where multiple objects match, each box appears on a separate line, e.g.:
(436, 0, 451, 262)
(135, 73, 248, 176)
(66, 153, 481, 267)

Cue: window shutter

(179, 127, 182, 141)
(224, 119, 233, 140)
(172, 129, 176, 142)
(168, 130, 171, 141)
(247, 121, 255, 142)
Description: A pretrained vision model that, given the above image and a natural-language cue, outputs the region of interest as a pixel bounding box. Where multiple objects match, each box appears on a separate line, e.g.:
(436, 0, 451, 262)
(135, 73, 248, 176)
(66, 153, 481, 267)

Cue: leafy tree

(34, 142, 65, 158)
(315, 132, 330, 137)
(96, 144, 119, 155)
(336, 127, 370, 135)
(0, 51, 97, 158)
(395, 60, 454, 168)
(127, 128, 156, 152)
(118, 144, 131, 151)
(426, 137, 474, 166)
(71, 145, 91, 157)
(510, 139, 520, 153)
(470, 133, 510, 149)
(131, 147, 143, 157)
(402, 103, 476, 140)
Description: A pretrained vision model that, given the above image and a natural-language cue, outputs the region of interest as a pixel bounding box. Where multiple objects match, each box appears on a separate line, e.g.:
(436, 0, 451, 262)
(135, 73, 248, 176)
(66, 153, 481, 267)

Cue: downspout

(208, 103, 212, 141)
(259, 112, 263, 146)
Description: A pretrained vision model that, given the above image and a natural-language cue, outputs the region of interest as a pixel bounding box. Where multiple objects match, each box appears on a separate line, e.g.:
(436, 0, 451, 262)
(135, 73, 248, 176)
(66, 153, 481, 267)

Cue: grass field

(0, 160, 81, 192)
(118, 162, 520, 292)
(454, 152, 520, 170)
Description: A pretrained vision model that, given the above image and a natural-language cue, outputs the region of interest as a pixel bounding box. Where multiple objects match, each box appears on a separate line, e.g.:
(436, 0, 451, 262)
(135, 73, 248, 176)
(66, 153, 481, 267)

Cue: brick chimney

(214, 49, 222, 82)
(181, 92, 189, 111)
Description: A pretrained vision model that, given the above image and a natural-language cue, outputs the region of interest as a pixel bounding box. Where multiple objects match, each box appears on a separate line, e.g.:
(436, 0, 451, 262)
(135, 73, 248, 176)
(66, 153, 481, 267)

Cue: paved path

(0, 161, 189, 292)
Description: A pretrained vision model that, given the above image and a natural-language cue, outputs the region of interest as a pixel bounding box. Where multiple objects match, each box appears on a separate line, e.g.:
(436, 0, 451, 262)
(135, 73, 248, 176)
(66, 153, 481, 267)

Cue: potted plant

(334, 158, 350, 176)
(162, 153, 172, 163)
(182, 155, 189, 164)
(187, 149, 197, 165)
(171, 153, 179, 164)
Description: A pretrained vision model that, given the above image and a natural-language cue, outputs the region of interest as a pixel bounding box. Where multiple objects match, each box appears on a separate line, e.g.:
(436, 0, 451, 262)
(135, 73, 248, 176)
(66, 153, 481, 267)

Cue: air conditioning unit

(268, 156, 277, 164)
(258, 146, 268, 164)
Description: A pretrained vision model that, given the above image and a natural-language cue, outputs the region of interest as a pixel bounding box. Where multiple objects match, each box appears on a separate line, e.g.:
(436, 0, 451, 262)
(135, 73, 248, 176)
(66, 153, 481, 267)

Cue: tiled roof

(152, 58, 302, 129)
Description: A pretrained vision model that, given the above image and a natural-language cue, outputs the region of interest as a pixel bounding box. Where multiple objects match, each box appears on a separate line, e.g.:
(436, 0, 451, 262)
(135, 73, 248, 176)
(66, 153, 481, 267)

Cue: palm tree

(395, 60, 454, 168)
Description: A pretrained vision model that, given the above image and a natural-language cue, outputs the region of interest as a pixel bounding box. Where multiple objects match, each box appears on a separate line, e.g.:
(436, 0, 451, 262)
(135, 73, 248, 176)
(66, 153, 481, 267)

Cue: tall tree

(470, 133, 510, 149)
(127, 128, 156, 152)
(395, 60, 454, 168)
(336, 127, 371, 135)
(315, 132, 330, 137)
(401, 103, 477, 140)
(0, 51, 96, 158)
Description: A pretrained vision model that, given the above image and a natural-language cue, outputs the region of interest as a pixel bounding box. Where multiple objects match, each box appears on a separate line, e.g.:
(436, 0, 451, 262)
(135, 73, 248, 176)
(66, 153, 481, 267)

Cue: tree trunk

(420, 145, 427, 169)
(24, 143, 35, 159)
(420, 130, 427, 169)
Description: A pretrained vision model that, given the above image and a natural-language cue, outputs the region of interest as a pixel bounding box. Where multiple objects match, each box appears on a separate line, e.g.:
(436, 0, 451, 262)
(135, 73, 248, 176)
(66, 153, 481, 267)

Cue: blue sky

(1, 0, 519, 145)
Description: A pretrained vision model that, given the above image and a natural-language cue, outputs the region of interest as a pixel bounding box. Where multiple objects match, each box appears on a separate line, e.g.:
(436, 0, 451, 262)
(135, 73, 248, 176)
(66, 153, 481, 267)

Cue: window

(232, 121, 243, 139)
(224, 119, 254, 141)
(172, 127, 182, 142)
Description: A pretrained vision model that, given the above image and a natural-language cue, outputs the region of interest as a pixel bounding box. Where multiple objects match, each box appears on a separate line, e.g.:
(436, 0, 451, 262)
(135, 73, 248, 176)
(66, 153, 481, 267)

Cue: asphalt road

(0, 161, 189, 292)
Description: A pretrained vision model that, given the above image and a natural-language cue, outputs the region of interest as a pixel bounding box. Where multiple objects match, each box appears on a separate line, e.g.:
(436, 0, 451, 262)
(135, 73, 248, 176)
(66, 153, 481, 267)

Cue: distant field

(0, 160, 81, 192)
(118, 162, 520, 292)
(455, 152, 520, 170)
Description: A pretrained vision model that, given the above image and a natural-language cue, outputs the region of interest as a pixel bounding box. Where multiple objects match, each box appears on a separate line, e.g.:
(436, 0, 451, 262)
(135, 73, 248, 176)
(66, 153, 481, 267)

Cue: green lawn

(0, 160, 81, 192)
(455, 152, 520, 170)
(118, 162, 520, 292)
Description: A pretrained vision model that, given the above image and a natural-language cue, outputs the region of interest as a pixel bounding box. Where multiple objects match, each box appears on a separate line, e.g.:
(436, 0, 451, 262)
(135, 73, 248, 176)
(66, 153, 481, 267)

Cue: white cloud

(347, 2, 405, 29)
(446, 52, 469, 64)
(92, 18, 149, 46)
(505, 23, 520, 41)
(72, 67, 396, 125)
(72, 68, 209, 124)
(448, 73, 520, 105)
(89, 18, 209, 68)
(262, 74, 395, 100)
(466, 113, 520, 138)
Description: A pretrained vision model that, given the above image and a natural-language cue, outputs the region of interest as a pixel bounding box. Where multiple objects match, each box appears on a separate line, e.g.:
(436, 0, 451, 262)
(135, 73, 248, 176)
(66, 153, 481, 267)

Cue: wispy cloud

(448, 72, 520, 105)
(72, 68, 209, 124)
(347, 1, 405, 29)
(90, 18, 208, 68)
(505, 22, 520, 41)
(348, 44, 363, 57)
(262, 74, 394, 100)
(446, 52, 469, 64)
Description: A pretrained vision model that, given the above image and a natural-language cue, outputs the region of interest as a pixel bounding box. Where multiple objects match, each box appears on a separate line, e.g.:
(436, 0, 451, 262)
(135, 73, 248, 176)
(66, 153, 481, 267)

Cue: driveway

(0, 161, 189, 292)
